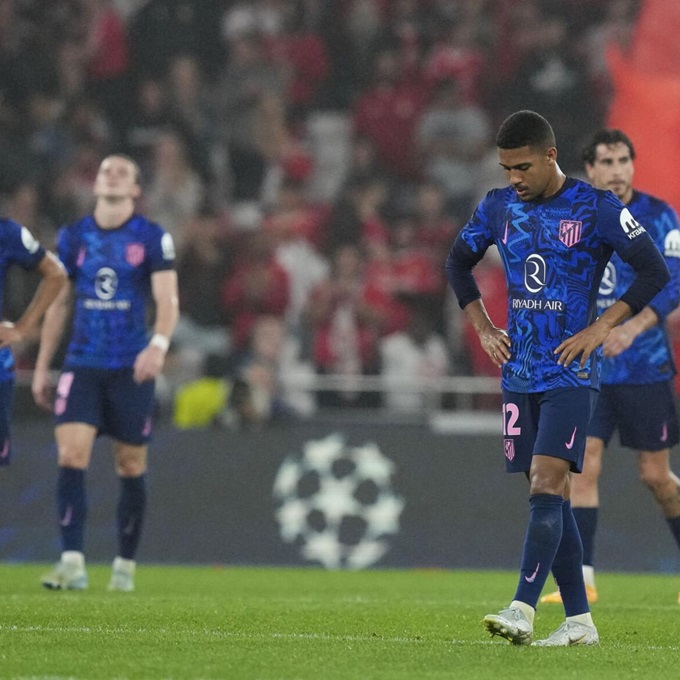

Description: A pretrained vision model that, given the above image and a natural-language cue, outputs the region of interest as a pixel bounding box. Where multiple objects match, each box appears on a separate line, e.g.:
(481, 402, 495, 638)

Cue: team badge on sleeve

(619, 208, 646, 239)
(161, 233, 175, 260)
(125, 243, 145, 266)
(20, 226, 40, 253)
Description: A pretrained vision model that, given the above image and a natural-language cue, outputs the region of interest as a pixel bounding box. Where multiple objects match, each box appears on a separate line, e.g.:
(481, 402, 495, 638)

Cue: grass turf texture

(0, 565, 677, 679)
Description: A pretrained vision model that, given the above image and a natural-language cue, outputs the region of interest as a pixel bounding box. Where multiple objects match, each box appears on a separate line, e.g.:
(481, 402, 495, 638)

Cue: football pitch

(1, 564, 677, 679)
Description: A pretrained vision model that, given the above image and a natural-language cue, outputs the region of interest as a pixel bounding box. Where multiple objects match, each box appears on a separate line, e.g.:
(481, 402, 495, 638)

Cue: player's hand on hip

(554, 321, 610, 368)
(133, 345, 166, 383)
(602, 324, 634, 358)
(480, 327, 511, 367)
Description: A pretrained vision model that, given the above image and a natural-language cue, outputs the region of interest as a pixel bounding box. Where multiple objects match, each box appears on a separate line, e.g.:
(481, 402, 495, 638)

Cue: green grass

(0, 564, 678, 679)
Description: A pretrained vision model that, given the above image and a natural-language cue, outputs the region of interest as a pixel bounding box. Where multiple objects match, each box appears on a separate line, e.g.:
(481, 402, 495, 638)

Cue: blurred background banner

(2, 418, 677, 574)
(607, 0, 680, 214)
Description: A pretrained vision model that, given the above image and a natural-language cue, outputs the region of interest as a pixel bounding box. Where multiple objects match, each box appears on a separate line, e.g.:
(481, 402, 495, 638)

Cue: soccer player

(446, 111, 669, 646)
(0, 220, 66, 467)
(32, 154, 179, 592)
(541, 129, 680, 606)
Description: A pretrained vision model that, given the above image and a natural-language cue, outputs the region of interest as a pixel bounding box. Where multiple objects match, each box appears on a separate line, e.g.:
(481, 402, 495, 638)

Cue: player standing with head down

(542, 129, 680, 606)
(446, 111, 669, 646)
(33, 154, 179, 592)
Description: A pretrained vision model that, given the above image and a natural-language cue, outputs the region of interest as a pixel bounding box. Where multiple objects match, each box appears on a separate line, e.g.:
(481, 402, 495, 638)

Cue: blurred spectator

(166, 53, 220, 185)
(215, 31, 285, 201)
(352, 46, 427, 180)
(223, 314, 316, 428)
(125, 77, 173, 178)
(129, 0, 224, 79)
(78, 0, 131, 143)
(502, 14, 592, 172)
(423, 17, 487, 104)
(304, 244, 390, 408)
(171, 208, 233, 386)
(414, 180, 459, 266)
(262, 177, 329, 334)
(581, 0, 639, 117)
(143, 129, 204, 250)
(220, 230, 291, 350)
(266, 1, 330, 115)
(222, 0, 286, 42)
(323, 173, 390, 258)
(416, 78, 491, 219)
(379, 307, 450, 412)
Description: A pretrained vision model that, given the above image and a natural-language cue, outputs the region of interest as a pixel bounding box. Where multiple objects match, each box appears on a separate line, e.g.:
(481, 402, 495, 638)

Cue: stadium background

(1, 0, 679, 574)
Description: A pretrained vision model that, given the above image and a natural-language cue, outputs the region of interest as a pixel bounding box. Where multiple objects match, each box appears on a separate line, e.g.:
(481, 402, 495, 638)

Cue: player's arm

(133, 269, 179, 384)
(604, 222, 680, 357)
(556, 238, 670, 367)
(0, 252, 67, 348)
(31, 277, 74, 410)
(446, 235, 510, 368)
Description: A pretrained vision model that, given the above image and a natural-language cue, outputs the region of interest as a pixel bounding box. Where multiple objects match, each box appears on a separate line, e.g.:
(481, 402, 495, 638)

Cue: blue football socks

(513, 493, 564, 608)
(666, 514, 680, 551)
(117, 475, 147, 560)
(57, 467, 87, 552)
(551, 500, 590, 616)
(572, 506, 598, 567)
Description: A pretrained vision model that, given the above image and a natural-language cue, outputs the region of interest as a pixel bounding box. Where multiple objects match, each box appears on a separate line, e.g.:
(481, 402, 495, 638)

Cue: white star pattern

(273, 434, 404, 569)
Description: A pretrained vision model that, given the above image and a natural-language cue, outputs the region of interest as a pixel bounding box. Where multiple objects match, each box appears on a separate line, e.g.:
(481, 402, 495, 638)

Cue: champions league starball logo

(273, 434, 404, 570)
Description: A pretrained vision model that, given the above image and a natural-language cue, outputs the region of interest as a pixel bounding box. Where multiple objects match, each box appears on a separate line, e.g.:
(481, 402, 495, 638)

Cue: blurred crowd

(0, 0, 641, 424)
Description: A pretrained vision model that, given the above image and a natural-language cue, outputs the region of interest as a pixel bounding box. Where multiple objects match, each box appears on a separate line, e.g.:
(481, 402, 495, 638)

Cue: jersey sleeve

(1, 220, 46, 269)
(147, 226, 176, 273)
(56, 226, 79, 278)
(456, 190, 500, 255)
(597, 191, 656, 259)
(648, 205, 680, 320)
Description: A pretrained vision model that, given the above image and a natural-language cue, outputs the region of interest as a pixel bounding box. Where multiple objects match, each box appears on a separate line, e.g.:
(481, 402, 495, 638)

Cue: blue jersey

(458, 177, 654, 393)
(58, 214, 175, 369)
(597, 191, 680, 385)
(0, 219, 46, 381)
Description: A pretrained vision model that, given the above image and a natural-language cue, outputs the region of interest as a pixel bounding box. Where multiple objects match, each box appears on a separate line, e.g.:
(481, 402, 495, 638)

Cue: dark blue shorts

(0, 380, 13, 467)
(501, 387, 598, 474)
(54, 367, 155, 445)
(587, 380, 679, 451)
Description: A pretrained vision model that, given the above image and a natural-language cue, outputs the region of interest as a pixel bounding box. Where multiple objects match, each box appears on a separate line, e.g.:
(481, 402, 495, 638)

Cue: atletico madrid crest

(125, 243, 145, 266)
(559, 220, 582, 247)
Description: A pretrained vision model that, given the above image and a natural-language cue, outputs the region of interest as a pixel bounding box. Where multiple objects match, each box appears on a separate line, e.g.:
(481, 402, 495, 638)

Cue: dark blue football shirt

(456, 177, 655, 393)
(597, 190, 680, 385)
(0, 219, 46, 380)
(57, 214, 175, 369)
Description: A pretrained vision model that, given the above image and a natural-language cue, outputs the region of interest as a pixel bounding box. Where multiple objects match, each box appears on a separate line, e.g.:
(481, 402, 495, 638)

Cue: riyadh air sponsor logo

(599, 262, 616, 296)
(620, 208, 646, 239)
(664, 229, 680, 258)
(559, 220, 582, 247)
(511, 298, 564, 311)
(524, 254, 546, 293)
